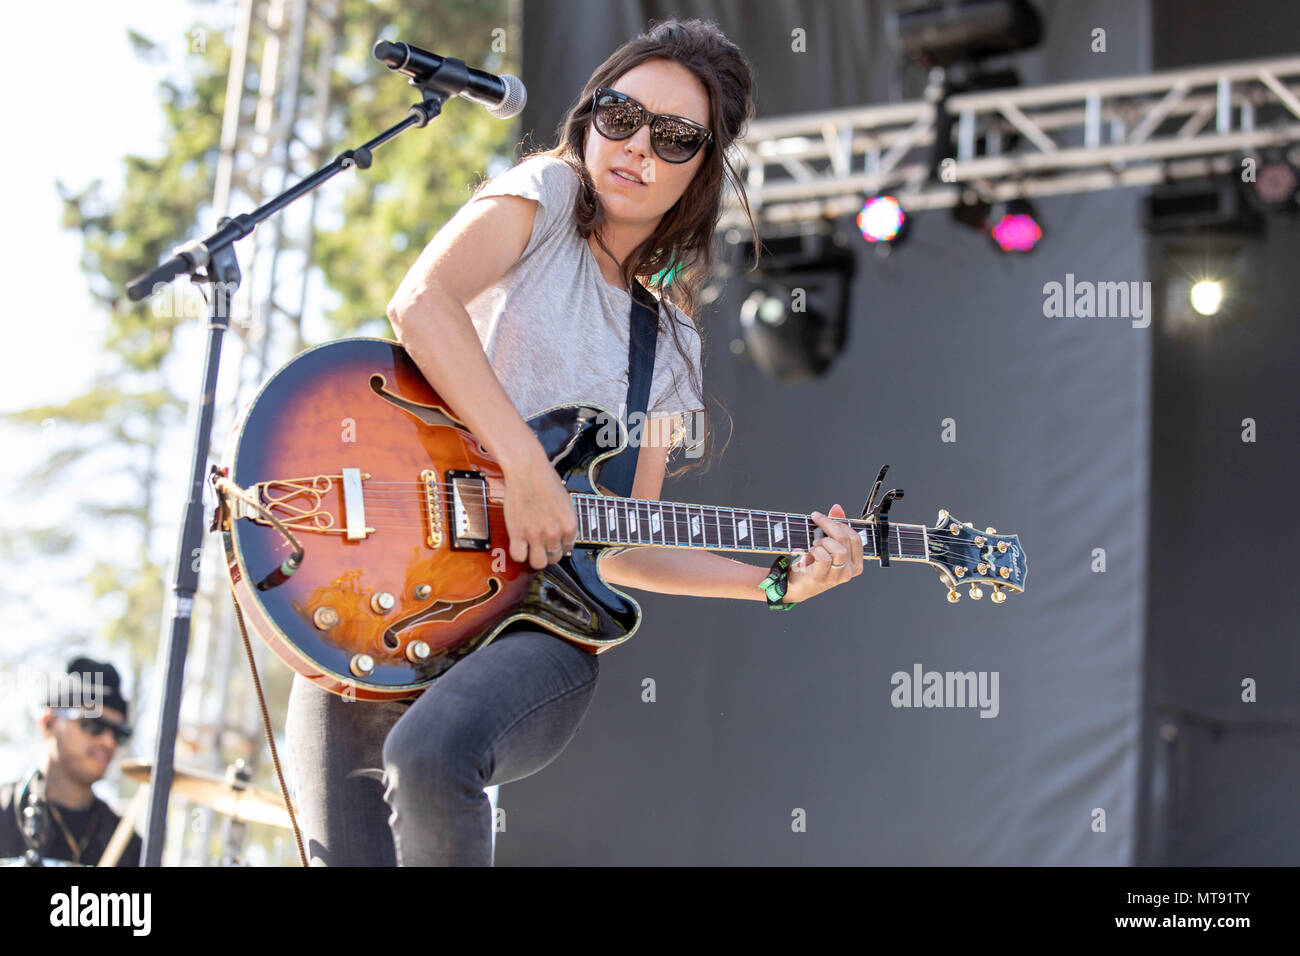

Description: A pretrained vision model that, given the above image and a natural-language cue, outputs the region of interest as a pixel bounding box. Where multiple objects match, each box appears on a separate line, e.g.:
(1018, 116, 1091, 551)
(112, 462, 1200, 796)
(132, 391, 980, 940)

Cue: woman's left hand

(783, 503, 864, 604)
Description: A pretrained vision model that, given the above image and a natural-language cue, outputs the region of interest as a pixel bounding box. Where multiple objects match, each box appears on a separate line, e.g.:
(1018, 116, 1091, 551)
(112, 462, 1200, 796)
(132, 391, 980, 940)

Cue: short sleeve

(470, 156, 581, 261)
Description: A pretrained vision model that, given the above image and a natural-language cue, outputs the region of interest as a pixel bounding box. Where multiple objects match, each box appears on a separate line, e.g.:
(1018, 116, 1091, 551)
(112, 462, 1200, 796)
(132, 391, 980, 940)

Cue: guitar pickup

(448, 470, 491, 551)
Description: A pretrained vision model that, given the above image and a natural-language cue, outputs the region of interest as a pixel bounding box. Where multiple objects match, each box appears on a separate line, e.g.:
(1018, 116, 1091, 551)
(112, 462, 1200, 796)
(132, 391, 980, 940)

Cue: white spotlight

(1189, 280, 1223, 316)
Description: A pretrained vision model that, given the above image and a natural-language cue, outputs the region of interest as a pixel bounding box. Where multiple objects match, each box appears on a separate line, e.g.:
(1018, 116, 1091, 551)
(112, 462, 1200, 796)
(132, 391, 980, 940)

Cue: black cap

(43, 656, 129, 718)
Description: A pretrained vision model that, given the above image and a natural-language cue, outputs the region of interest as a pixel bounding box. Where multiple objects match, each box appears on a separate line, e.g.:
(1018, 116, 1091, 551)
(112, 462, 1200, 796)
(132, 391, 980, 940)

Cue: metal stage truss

(720, 55, 1300, 231)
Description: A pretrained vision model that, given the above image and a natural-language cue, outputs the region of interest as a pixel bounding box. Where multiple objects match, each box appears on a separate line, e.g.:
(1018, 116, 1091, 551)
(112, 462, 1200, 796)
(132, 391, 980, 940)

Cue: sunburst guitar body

(217, 338, 1027, 701)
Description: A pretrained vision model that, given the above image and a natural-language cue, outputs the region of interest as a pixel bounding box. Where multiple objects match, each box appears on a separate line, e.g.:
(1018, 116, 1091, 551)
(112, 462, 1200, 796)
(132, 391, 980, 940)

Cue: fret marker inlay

(574, 496, 932, 562)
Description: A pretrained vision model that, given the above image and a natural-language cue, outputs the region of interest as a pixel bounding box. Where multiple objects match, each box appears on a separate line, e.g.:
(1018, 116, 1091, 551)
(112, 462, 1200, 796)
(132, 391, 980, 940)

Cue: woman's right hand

(500, 444, 580, 570)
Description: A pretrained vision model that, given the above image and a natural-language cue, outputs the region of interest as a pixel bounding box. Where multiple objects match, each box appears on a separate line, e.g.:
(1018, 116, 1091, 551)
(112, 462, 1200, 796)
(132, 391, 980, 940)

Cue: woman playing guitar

(284, 17, 865, 866)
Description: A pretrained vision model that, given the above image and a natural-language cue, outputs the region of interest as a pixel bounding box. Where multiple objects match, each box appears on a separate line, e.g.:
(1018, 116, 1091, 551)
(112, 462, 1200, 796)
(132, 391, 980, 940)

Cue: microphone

(373, 40, 526, 119)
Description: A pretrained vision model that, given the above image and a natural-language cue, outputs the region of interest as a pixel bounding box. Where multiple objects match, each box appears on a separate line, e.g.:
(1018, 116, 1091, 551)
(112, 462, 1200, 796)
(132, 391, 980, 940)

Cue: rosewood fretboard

(570, 492, 929, 560)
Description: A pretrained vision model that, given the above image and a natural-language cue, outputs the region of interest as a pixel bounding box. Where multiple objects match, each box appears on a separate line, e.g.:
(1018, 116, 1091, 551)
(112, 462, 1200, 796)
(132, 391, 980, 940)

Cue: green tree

(4, 0, 516, 858)
(317, 0, 515, 332)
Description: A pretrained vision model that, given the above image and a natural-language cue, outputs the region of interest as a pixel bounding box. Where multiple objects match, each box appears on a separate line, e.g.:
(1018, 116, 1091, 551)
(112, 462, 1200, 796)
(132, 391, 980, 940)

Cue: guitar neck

(570, 492, 930, 562)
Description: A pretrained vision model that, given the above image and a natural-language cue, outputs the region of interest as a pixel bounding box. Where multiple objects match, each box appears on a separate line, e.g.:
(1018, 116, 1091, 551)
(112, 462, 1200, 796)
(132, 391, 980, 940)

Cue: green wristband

(759, 554, 798, 610)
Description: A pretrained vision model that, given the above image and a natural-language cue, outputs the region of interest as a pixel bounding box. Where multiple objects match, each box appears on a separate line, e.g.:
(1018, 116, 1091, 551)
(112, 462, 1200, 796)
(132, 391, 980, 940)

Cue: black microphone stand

(128, 59, 465, 865)
(17, 769, 47, 866)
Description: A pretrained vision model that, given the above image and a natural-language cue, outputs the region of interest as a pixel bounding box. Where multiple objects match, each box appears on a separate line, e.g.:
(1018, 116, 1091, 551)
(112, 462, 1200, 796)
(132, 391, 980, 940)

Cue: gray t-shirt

(464, 155, 704, 434)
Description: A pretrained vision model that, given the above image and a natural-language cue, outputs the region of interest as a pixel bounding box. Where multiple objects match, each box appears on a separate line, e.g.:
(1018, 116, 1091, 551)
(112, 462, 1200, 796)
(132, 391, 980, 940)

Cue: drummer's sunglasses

(55, 708, 132, 744)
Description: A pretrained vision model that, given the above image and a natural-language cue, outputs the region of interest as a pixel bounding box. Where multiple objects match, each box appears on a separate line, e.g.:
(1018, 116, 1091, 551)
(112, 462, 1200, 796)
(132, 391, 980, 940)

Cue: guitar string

(261, 499, 939, 541)
(330, 511, 949, 554)
(249, 487, 992, 556)
(263, 477, 968, 515)
(240, 518, 998, 565)
(279, 487, 952, 534)
(269, 480, 987, 540)
(352, 498, 939, 531)
(356, 489, 937, 523)
(245, 512, 977, 560)
(280, 482, 983, 533)
(255, 495, 950, 543)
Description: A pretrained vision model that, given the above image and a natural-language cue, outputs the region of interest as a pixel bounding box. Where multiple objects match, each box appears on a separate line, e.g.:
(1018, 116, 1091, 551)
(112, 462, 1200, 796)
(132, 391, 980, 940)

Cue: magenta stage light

(857, 195, 906, 243)
(1254, 160, 1299, 207)
(991, 211, 1041, 252)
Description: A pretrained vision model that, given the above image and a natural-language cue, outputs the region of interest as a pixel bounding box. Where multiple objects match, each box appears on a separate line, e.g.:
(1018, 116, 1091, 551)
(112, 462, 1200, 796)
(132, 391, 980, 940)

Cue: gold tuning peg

(991, 586, 1007, 604)
(985, 527, 997, 534)
(968, 584, 983, 600)
(947, 588, 961, 603)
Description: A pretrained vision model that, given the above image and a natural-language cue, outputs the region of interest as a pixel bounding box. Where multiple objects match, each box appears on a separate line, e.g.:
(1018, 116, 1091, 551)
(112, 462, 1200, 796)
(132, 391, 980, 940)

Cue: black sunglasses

(56, 709, 132, 744)
(591, 87, 713, 164)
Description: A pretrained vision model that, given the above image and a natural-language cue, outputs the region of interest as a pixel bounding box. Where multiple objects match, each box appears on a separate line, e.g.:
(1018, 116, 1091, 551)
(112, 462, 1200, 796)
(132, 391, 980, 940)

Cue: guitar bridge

(420, 469, 444, 548)
(233, 472, 374, 538)
(448, 470, 491, 551)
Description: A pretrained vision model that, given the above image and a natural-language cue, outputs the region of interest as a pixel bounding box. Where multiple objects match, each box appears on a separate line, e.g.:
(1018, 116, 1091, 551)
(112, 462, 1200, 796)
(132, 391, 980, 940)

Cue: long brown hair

(530, 17, 758, 477)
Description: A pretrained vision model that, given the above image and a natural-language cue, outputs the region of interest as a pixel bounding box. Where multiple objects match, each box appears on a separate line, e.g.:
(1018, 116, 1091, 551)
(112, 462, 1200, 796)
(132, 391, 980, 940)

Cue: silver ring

(831, 561, 846, 570)
(546, 546, 563, 555)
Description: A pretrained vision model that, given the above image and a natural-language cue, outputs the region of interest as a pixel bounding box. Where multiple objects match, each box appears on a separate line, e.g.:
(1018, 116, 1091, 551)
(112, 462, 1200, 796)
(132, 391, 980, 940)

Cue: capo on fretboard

(861, 465, 904, 568)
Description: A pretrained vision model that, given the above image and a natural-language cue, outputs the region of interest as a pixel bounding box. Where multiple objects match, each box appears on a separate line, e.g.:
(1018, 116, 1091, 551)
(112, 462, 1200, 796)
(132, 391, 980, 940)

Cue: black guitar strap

(598, 280, 660, 498)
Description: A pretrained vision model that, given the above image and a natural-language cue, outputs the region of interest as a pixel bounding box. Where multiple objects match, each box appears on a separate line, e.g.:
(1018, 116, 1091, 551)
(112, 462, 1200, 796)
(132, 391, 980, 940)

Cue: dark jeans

(284, 626, 600, 866)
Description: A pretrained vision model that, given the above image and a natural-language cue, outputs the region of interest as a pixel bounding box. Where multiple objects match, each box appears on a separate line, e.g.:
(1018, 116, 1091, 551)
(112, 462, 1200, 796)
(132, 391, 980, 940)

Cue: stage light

(951, 190, 992, 232)
(1157, 242, 1254, 331)
(1189, 280, 1223, 316)
(1249, 157, 1300, 211)
(893, 0, 1043, 68)
(731, 230, 856, 382)
(990, 198, 1042, 252)
(857, 195, 906, 244)
(1143, 177, 1263, 235)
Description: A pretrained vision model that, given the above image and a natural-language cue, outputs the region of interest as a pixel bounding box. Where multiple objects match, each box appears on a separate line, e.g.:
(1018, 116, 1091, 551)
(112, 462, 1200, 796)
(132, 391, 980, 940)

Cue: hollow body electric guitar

(215, 338, 1028, 701)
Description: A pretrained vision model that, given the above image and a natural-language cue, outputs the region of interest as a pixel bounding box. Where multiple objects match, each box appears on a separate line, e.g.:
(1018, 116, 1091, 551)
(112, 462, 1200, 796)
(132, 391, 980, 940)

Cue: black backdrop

(482, 0, 1297, 865)
(1137, 0, 1300, 866)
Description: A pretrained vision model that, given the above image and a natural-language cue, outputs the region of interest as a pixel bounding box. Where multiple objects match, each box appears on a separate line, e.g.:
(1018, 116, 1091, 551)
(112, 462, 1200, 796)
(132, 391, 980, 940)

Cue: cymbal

(0, 857, 86, 866)
(120, 759, 295, 830)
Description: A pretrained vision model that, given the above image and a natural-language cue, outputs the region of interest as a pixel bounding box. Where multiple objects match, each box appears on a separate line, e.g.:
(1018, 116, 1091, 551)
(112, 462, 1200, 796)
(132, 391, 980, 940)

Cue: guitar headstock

(923, 509, 1027, 603)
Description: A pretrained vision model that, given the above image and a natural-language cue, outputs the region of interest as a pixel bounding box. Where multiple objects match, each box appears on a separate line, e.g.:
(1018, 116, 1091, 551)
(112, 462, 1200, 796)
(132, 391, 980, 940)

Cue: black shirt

(0, 778, 142, 867)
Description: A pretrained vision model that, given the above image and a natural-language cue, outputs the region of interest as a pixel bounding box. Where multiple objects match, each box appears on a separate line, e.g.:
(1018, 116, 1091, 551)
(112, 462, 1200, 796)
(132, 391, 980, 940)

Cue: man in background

(0, 656, 142, 866)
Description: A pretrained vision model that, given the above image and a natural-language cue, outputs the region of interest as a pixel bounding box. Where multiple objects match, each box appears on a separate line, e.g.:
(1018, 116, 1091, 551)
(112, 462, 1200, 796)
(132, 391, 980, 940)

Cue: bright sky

(0, 1, 236, 790)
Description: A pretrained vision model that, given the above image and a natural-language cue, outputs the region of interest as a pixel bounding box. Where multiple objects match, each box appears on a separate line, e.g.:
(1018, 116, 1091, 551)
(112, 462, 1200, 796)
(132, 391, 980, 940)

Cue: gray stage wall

(497, 0, 1155, 864)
